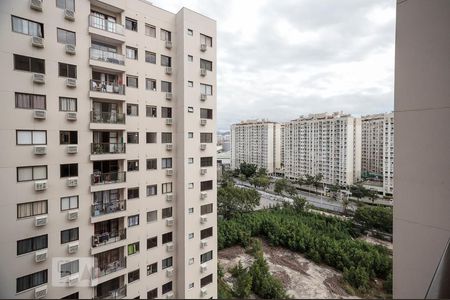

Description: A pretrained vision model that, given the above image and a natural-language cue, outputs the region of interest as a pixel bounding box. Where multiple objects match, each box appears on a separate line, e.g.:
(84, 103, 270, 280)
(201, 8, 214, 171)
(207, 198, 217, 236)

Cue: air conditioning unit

(166, 169, 174, 176)
(66, 112, 77, 121)
(33, 110, 46, 119)
(35, 249, 48, 262)
(66, 145, 78, 154)
(200, 192, 208, 200)
(165, 40, 172, 49)
(200, 240, 208, 248)
(31, 36, 44, 48)
(65, 44, 76, 55)
(166, 292, 174, 299)
(165, 67, 172, 75)
(200, 216, 207, 224)
(166, 144, 173, 151)
(35, 215, 48, 227)
(166, 193, 173, 202)
(200, 288, 207, 297)
(34, 180, 48, 191)
(165, 118, 173, 125)
(66, 177, 78, 187)
(200, 69, 207, 76)
(200, 94, 207, 101)
(32, 73, 45, 84)
(200, 263, 208, 273)
(34, 285, 47, 299)
(200, 44, 207, 52)
(33, 145, 47, 155)
(30, 0, 43, 11)
(66, 78, 77, 88)
(68, 241, 79, 254)
(166, 242, 174, 252)
(165, 92, 173, 100)
(200, 144, 206, 150)
(67, 209, 79, 220)
(166, 267, 174, 278)
(200, 119, 207, 126)
(64, 9, 75, 21)
(200, 168, 207, 175)
(68, 274, 79, 286)
(166, 218, 174, 227)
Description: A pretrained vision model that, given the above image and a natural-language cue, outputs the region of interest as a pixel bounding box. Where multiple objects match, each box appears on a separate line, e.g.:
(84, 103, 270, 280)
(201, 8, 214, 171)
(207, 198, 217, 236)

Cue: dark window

(161, 133, 172, 144)
(15, 92, 46, 110)
(146, 132, 157, 143)
(127, 132, 139, 144)
(125, 17, 138, 31)
(62, 292, 79, 299)
(14, 54, 45, 73)
(127, 160, 139, 171)
(162, 232, 172, 244)
(201, 274, 213, 287)
(146, 105, 157, 117)
(200, 133, 213, 143)
(162, 158, 172, 169)
(16, 270, 48, 293)
(162, 207, 172, 219)
(57, 28, 76, 45)
(162, 257, 173, 269)
(145, 51, 156, 64)
(147, 288, 158, 299)
(146, 159, 157, 170)
(200, 108, 213, 119)
(128, 187, 139, 199)
(60, 260, 79, 277)
(200, 180, 213, 191)
(128, 269, 140, 283)
(147, 262, 157, 275)
(200, 203, 213, 215)
(17, 200, 48, 218)
(200, 250, 213, 264)
(60, 163, 78, 177)
(11, 16, 44, 37)
(161, 81, 172, 93)
(146, 78, 157, 91)
(126, 75, 138, 88)
(147, 236, 157, 249)
(60, 131, 77, 144)
(200, 59, 213, 71)
(59, 62, 77, 78)
(61, 227, 79, 244)
(201, 157, 213, 167)
(161, 55, 171, 67)
(17, 234, 48, 255)
(128, 215, 139, 227)
(162, 281, 172, 294)
(201, 227, 213, 240)
(161, 107, 172, 118)
(127, 104, 139, 116)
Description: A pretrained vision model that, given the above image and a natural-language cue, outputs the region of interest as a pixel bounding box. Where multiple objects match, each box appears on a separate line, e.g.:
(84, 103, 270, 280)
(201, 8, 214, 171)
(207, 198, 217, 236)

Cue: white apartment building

(361, 113, 394, 195)
(283, 112, 361, 186)
(231, 120, 282, 174)
(0, 0, 217, 299)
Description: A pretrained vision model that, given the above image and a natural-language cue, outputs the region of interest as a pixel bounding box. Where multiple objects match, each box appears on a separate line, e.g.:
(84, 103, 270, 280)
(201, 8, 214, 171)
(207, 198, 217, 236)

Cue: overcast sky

(151, 0, 396, 131)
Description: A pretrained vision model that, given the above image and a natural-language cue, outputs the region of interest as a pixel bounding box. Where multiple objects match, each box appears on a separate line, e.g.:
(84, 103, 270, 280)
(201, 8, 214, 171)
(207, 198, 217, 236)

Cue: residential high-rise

(283, 112, 361, 186)
(0, 0, 217, 299)
(231, 120, 282, 174)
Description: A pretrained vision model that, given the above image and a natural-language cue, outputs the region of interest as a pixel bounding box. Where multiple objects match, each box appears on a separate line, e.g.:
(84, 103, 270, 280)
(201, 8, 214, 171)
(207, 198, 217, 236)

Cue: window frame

(61, 227, 79, 244)
(58, 62, 77, 78)
(17, 234, 48, 256)
(17, 165, 48, 182)
(16, 130, 47, 145)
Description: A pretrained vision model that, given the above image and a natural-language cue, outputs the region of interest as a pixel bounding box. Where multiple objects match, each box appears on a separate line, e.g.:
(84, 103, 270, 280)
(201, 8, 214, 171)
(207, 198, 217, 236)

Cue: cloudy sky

(151, 0, 396, 131)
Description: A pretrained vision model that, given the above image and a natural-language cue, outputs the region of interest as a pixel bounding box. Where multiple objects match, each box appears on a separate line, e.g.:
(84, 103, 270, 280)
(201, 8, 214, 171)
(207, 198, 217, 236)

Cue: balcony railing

(92, 229, 127, 248)
(91, 171, 126, 185)
(93, 257, 127, 278)
(90, 48, 125, 65)
(90, 80, 125, 95)
(92, 200, 126, 217)
(95, 285, 127, 300)
(91, 143, 126, 155)
(89, 14, 124, 35)
(91, 111, 125, 124)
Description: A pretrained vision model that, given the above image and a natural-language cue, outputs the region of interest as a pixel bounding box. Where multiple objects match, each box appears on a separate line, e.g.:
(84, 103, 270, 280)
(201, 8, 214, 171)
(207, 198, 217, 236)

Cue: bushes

(343, 266, 370, 292)
(353, 205, 393, 233)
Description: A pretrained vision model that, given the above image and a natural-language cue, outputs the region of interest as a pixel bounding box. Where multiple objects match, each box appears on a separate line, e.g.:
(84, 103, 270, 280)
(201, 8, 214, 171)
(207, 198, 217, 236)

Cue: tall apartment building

(231, 120, 282, 174)
(283, 112, 361, 186)
(361, 113, 394, 195)
(0, 0, 217, 299)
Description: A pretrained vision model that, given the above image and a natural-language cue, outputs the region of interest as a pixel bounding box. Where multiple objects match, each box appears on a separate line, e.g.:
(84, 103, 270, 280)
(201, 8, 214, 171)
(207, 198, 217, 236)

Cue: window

(161, 55, 171, 67)
(162, 207, 172, 219)
(200, 133, 213, 143)
(147, 210, 157, 223)
(161, 107, 172, 118)
(147, 288, 158, 299)
(59, 131, 77, 144)
(146, 105, 157, 117)
(188, 282, 194, 289)
(147, 262, 157, 275)
(162, 281, 172, 294)
(146, 132, 157, 143)
(16, 270, 48, 293)
(161, 256, 173, 268)
(62, 292, 79, 299)
(201, 204, 213, 215)
(127, 160, 139, 171)
(15, 92, 46, 110)
(17, 166, 47, 182)
(200, 34, 213, 47)
(188, 207, 194, 214)
(128, 187, 139, 199)
(200, 59, 213, 72)
(188, 158, 194, 164)
(127, 132, 139, 144)
(146, 78, 157, 90)
(162, 182, 172, 194)
(147, 184, 157, 196)
(146, 159, 157, 170)
(188, 81, 193, 87)
(161, 133, 172, 144)
(17, 200, 48, 219)
(17, 234, 48, 255)
(125, 17, 138, 31)
(128, 242, 140, 255)
(127, 104, 139, 116)
(145, 24, 156, 37)
(201, 274, 213, 288)
(201, 180, 213, 191)
(147, 236, 157, 249)
(188, 132, 194, 138)
(126, 46, 138, 60)
(16, 130, 46, 145)
(160, 29, 171, 41)
(61, 227, 79, 244)
(60, 260, 79, 277)
(60, 196, 79, 211)
(11, 16, 43, 37)
(201, 227, 213, 239)
(200, 108, 213, 119)
(60, 163, 78, 177)
(144, 50, 157, 64)
(188, 183, 194, 189)
(201, 250, 213, 264)
(56, 0, 75, 11)
(201, 157, 213, 167)
(200, 83, 213, 96)
(162, 158, 172, 169)
(59, 62, 77, 78)
(188, 55, 193, 62)
(128, 215, 140, 227)
(57, 28, 76, 45)
(188, 107, 194, 113)
(162, 233, 172, 245)
(187, 28, 193, 36)
(161, 81, 172, 93)
(188, 257, 194, 265)
(59, 97, 77, 111)
(188, 233, 194, 239)
(14, 54, 45, 73)
(126, 75, 138, 88)
(128, 269, 140, 283)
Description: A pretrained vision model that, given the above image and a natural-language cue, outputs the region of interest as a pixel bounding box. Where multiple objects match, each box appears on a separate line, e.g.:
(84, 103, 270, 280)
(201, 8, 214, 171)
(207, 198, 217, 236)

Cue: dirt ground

(219, 241, 360, 299)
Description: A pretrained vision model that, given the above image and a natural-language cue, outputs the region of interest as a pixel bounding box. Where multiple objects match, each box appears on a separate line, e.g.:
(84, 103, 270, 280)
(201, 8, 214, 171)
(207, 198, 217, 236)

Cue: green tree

(285, 182, 297, 196)
(218, 185, 261, 219)
(251, 175, 271, 190)
(313, 173, 323, 191)
(239, 162, 258, 179)
(342, 198, 350, 216)
(353, 205, 393, 233)
(274, 178, 288, 195)
(343, 266, 370, 292)
(231, 262, 253, 299)
(257, 167, 268, 176)
(292, 196, 308, 212)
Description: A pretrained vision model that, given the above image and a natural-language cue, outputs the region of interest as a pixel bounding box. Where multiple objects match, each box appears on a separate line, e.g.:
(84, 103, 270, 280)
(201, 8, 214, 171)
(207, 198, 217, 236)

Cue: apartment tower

(0, 0, 217, 299)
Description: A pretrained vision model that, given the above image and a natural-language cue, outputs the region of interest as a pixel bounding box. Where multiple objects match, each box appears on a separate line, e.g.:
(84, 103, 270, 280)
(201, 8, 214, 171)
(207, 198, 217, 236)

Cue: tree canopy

(239, 162, 258, 178)
(218, 184, 261, 219)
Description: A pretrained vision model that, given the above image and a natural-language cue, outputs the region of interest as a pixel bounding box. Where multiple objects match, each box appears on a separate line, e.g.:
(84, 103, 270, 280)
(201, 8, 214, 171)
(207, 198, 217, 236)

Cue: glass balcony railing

(92, 229, 127, 248)
(91, 111, 125, 124)
(95, 285, 127, 300)
(93, 257, 127, 278)
(91, 171, 126, 185)
(91, 200, 126, 217)
(90, 80, 125, 95)
(90, 48, 125, 65)
(89, 14, 124, 35)
(91, 143, 126, 155)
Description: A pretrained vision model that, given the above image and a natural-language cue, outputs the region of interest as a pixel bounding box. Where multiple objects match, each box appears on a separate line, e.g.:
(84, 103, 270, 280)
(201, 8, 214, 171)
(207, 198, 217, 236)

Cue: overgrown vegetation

(353, 205, 393, 234)
(217, 182, 261, 220)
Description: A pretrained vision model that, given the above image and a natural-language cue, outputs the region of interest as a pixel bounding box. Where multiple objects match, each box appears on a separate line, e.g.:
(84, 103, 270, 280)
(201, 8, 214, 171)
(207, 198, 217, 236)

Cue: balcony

(93, 257, 127, 279)
(95, 285, 127, 300)
(90, 48, 126, 72)
(91, 143, 126, 155)
(91, 171, 126, 185)
(90, 79, 125, 95)
(92, 200, 126, 217)
(89, 14, 125, 42)
(92, 228, 126, 248)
